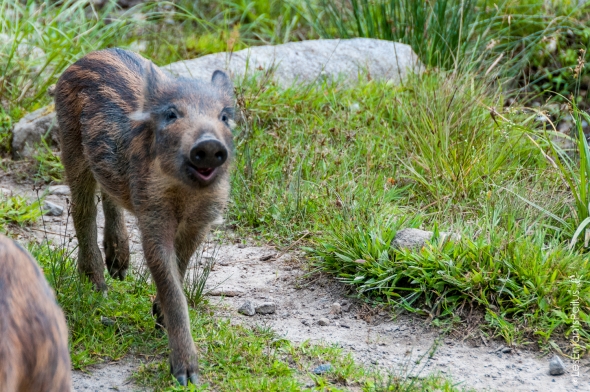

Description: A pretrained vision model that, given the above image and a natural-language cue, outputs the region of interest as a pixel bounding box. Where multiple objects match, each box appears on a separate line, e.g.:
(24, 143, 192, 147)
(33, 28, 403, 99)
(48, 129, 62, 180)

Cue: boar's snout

(190, 137, 228, 168)
(186, 136, 228, 184)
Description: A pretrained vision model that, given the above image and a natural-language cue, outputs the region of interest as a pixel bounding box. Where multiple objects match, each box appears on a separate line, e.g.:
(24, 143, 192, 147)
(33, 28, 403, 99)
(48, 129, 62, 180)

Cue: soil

(1, 177, 589, 392)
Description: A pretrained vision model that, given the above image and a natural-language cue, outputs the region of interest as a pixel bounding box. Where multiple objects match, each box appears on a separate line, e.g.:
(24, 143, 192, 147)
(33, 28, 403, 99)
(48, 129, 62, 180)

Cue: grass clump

(309, 214, 590, 349)
(0, 108, 11, 155)
(300, 0, 486, 69)
(29, 241, 165, 368)
(0, 192, 43, 232)
(0, 0, 139, 114)
(33, 139, 64, 183)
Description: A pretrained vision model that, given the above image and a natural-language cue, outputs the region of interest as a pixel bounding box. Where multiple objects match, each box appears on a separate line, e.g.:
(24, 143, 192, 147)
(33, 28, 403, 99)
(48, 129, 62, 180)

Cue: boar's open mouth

(186, 161, 219, 184)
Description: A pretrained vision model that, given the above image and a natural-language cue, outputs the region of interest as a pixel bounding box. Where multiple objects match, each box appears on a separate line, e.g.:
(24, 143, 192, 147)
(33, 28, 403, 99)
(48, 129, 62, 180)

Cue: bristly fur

(54, 47, 235, 385)
(0, 235, 72, 392)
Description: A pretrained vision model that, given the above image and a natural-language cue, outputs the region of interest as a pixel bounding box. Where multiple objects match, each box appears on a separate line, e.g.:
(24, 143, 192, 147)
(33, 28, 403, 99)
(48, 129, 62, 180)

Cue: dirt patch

(72, 358, 142, 391)
(2, 178, 589, 391)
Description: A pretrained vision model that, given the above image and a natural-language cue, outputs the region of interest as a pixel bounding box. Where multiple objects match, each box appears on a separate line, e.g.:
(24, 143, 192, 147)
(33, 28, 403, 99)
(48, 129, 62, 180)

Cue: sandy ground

(1, 178, 589, 392)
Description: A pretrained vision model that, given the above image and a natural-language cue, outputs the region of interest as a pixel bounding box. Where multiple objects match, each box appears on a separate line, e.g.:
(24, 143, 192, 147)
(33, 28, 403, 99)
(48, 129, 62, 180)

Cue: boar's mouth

(185, 161, 219, 185)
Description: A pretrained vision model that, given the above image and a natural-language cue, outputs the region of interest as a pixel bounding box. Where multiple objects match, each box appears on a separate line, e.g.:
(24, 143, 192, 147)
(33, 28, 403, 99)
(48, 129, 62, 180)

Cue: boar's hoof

(172, 369, 198, 386)
(170, 359, 199, 386)
(107, 265, 127, 280)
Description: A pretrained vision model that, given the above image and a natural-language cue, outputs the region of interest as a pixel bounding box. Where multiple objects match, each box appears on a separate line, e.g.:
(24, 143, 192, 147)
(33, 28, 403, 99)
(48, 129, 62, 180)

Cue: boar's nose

(189, 137, 228, 168)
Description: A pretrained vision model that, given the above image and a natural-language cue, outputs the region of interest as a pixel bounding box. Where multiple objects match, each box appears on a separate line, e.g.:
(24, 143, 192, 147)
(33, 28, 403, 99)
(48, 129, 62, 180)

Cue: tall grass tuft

(300, 0, 492, 69)
(0, 0, 137, 114)
(542, 103, 590, 248)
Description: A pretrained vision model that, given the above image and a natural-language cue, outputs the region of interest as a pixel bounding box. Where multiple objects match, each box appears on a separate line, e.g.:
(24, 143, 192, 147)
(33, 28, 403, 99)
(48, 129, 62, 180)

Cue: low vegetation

(0, 192, 43, 232)
(29, 239, 464, 391)
(0, 0, 589, 390)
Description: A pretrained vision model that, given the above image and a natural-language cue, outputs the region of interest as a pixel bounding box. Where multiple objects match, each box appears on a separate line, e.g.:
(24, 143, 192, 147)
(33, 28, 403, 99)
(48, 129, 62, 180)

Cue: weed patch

(0, 192, 43, 232)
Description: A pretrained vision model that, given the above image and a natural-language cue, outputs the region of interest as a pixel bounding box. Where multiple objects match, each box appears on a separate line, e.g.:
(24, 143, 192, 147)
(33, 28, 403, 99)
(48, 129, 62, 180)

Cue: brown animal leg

(102, 190, 130, 280)
(140, 218, 198, 386)
(152, 226, 205, 330)
(69, 167, 106, 291)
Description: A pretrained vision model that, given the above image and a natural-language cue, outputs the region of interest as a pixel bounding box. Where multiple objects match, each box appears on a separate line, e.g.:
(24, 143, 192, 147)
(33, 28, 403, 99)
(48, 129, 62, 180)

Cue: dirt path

(2, 179, 589, 392)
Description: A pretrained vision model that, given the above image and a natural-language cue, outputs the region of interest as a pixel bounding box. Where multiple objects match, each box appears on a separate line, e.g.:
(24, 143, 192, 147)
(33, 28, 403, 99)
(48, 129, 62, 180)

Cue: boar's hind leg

(102, 190, 130, 280)
(140, 218, 199, 386)
(69, 167, 105, 291)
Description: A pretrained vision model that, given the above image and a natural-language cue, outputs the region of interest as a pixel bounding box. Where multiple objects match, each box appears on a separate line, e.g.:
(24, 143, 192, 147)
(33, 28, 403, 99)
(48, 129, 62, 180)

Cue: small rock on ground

(312, 363, 332, 375)
(238, 301, 255, 316)
(549, 355, 565, 375)
(48, 185, 70, 196)
(330, 302, 341, 315)
(208, 287, 244, 297)
(43, 201, 63, 216)
(391, 228, 460, 250)
(318, 318, 329, 326)
(255, 302, 276, 315)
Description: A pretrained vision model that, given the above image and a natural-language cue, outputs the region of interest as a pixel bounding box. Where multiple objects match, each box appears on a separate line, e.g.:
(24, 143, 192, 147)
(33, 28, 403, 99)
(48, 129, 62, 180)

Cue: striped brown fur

(54, 48, 235, 385)
(0, 235, 72, 392)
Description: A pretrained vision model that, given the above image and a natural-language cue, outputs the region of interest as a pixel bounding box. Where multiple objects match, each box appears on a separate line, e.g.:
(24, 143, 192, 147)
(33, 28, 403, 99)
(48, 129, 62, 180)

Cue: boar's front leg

(152, 224, 208, 327)
(101, 190, 130, 280)
(139, 215, 198, 386)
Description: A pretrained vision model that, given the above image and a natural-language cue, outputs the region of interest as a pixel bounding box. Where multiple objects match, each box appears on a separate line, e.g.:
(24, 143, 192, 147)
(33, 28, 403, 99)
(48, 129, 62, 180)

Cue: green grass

(300, 0, 487, 69)
(29, 239, 463, 391)
(0, 191, 43, 232)
(227, 71, 589, 352)
(0, 0, 140, 115)
(299, 0, 590, 100)
(33, 139, 64, 183)
(3, 0, 590, 388)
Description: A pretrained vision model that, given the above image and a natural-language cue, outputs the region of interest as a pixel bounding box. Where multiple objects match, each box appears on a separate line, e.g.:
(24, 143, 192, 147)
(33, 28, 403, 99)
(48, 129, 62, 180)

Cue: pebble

(237, 301, 255, 316)
(255, 302, 276, 315)
(48, 185, 70, 196)
(208, 287, 244, 297)
(43, 201, 63, 216)
(312, 363, 332, 375)
(340, 322, 350, 328)
(549, 355, 565, 375)
(341, 302, 352, 312)
(318, 318, 329, 326)
(100, 316, 115, 326)
(330, 302, 341, 315)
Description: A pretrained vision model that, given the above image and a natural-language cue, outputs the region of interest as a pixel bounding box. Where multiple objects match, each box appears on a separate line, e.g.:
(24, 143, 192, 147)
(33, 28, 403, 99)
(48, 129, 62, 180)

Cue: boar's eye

(220, 108, 234, 125)
(165, 109, 178, 122)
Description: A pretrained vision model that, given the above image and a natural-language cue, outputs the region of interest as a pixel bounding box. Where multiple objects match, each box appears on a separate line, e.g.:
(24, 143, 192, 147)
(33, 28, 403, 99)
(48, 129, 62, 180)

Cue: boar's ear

(144, 62, 170, 105)
(211, 70, 233, 98)
(131, 62, 169, 122)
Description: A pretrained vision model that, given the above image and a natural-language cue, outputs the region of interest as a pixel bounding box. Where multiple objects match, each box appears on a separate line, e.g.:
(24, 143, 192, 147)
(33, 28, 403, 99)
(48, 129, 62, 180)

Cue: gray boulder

(11, 106, 58, 159)
(391, 228, 460, 251)
(165, 38, 423, 87)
